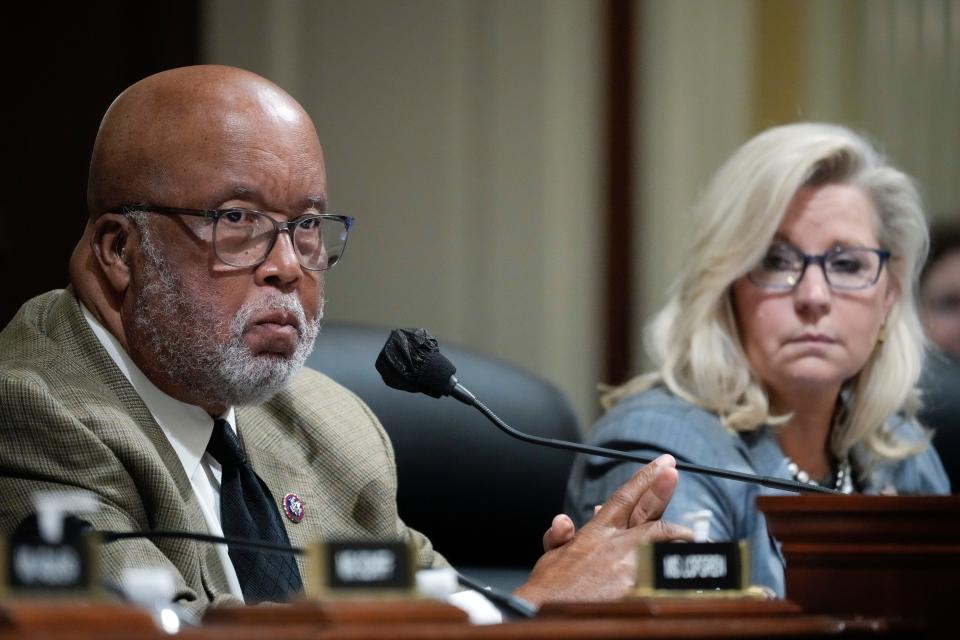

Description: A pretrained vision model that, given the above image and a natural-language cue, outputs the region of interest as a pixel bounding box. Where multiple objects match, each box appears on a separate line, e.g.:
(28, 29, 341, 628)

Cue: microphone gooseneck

(377, 328, 840, 496)
(466, 396, 838, 494)
(102, 530, 309, 555)
(455, 571, 537, 619)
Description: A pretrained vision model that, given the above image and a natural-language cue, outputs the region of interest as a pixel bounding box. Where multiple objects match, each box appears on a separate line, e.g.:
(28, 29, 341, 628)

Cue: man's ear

(90, 213, 137, 294)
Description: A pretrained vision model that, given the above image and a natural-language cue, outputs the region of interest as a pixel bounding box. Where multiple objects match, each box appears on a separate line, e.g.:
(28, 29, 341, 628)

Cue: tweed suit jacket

(0, 289, 447, 615)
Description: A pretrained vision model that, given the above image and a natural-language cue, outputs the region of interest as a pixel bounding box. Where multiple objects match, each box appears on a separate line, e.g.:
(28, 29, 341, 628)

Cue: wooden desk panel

(759, 494, 960, 630)
(0, 599, 918, 640)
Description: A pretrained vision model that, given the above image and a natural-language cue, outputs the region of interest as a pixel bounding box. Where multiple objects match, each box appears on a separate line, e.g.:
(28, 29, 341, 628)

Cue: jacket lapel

(52, 289, 232, 598)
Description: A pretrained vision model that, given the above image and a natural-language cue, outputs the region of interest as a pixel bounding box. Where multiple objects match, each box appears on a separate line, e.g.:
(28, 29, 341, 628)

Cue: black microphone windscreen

(376, 328, 457, 398)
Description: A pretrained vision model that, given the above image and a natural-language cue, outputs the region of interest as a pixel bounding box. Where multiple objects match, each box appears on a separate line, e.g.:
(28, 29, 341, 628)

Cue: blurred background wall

(3, 0, 958, 427)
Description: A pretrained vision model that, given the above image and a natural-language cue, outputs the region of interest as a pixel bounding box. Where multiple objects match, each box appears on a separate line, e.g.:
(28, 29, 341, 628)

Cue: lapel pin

(282, 492, 305, 523)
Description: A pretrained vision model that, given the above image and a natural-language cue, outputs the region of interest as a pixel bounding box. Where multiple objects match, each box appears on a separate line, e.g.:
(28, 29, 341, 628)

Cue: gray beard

(131, 222, 322, 407)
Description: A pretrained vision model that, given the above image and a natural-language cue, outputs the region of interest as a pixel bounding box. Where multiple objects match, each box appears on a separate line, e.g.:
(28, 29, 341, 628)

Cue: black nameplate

(314, 541, 413, 595)
(2, 514, 97, 595)
(637, 542, 749, 592)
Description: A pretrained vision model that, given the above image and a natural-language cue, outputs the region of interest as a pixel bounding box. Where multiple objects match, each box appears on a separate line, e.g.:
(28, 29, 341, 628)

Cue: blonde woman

(565, 123, 949, 596)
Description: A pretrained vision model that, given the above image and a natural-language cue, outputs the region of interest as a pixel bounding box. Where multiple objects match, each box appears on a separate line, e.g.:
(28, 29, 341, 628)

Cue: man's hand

(515, 454, 692, 605)
(542, 514, 576, 552)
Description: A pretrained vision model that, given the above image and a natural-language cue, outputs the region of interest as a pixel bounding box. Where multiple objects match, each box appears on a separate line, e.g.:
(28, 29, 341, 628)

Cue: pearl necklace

(784, 455, 855, 494)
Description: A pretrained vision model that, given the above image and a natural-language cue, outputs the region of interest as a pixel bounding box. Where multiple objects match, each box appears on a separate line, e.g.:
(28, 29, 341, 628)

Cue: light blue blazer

(564, 387, 950, 596)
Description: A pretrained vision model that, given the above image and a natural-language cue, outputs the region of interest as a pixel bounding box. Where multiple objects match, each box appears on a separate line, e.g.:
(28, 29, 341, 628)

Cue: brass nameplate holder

(635, 541, 764, 598)
(306, 540, 416, 599)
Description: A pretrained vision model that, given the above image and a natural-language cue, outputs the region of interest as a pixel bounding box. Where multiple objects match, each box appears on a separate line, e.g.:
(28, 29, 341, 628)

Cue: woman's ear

(90, 213, 137, 294)
(882, 270, 900, 317)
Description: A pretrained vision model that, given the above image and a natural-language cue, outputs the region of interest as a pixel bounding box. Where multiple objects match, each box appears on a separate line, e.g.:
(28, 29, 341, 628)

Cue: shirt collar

(79, 303, 237, 478)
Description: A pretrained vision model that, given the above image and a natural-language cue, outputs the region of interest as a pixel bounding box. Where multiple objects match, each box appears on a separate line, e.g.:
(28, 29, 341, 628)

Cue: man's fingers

(625, 518, 695, 544)
(628, 463, 679, 528)
(593, 454, 676, 527)
(542, 513, 576, 551)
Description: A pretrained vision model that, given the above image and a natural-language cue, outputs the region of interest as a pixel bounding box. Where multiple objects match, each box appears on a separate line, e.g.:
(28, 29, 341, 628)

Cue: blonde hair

(605, 123, 929, 462)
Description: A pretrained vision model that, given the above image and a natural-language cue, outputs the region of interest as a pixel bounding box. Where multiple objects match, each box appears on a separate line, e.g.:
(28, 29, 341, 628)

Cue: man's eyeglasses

(108, 205, 355, 272)
(747, 243, 891, 291)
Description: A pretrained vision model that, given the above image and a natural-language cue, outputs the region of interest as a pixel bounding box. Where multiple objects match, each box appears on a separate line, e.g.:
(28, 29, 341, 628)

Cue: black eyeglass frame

(107, 204, 355, 272)
(747, 244, 892, 292)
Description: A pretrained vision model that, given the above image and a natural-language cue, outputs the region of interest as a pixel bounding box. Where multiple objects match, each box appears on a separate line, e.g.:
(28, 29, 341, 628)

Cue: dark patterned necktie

(206, 419, 303, 603)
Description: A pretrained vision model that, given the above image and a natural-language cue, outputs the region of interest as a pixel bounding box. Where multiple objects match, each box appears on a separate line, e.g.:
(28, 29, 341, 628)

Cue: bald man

(0, 65, 689, 617)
